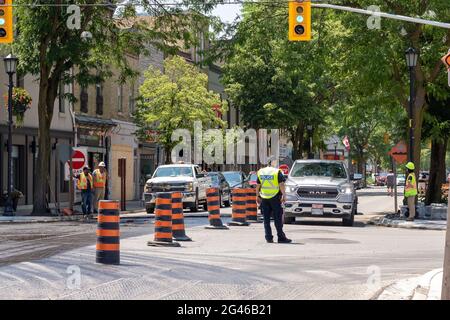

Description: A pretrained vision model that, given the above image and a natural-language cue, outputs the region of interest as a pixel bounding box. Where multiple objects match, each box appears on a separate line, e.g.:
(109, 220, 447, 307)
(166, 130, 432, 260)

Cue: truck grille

(297, 187, 339, 199)
(149, 183, 187, 193)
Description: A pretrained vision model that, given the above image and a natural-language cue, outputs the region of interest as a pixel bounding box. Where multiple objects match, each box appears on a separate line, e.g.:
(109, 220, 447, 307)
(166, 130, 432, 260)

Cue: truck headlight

(186, 182, 194, 192)
(285, 185, 296, 193)
(340, 186, 353, 194)
(146, 184, 152, 192)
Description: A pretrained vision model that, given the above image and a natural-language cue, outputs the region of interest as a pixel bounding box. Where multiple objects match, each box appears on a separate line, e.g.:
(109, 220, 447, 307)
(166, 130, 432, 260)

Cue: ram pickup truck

(143, 164, 211, 213)
(284, 160, 358, 226)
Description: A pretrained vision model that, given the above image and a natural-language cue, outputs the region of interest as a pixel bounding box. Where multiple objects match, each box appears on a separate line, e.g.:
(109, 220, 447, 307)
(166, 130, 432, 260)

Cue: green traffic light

(296, 16, 304, 23)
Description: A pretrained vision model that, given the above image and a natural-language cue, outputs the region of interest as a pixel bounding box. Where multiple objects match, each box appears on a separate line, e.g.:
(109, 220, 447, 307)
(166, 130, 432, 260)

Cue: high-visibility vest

(257, 167, 280, 199)
(93, 169, 106, 188)
(404, 173, 418, 197)
(77, 173, 93, 190)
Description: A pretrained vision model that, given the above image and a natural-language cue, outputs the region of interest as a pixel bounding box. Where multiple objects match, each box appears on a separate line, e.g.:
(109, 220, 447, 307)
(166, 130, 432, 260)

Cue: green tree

(135, 56, 226, 163)
(11, 0, 215, 214)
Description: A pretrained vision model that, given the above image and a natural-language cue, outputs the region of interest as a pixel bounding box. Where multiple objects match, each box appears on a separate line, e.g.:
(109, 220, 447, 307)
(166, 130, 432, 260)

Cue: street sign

(72, 150, 86, 170)
(442, 52, 450, 69)
(64, 147, 88, 180)
(388, 141, 407, 164)
(279, 164, 289, 175)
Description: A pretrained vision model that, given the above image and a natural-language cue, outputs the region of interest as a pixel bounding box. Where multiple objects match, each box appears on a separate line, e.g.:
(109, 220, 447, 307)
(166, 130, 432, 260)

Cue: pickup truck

(283, 160, 358, 226)
(143, 164, 211, 213)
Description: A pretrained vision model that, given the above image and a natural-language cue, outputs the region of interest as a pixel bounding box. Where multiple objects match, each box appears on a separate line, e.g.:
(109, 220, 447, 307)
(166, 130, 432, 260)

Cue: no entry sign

(72, 150, 86, 170)
(279, 164, 290, 175)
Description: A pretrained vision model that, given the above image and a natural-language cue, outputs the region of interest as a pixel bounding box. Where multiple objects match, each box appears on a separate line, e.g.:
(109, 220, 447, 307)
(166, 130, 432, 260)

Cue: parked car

(352, 173, 364, 190)
(208, 172, 231, 207)
(143, 164, 211, 213)
(222, 171, 249, 189)
(284, 160, 358, 226)
(375, 172, 388, 186)
(248, 171, 258, 188)
(397, 174, 406, 186)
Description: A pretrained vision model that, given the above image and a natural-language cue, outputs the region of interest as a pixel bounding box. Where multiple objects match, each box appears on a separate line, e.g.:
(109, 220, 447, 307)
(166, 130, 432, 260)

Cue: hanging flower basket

(4, 87, 32, 126)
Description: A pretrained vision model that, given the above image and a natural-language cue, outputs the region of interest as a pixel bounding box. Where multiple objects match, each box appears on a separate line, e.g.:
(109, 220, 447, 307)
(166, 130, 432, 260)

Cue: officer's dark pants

(260, 194, 286, 241)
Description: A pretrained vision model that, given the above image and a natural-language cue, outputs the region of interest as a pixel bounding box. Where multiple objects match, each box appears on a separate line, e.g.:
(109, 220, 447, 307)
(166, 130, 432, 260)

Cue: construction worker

(93, 162, 108, 213)
(404, 162, 418, 221)
(256, 156, 292, 244)
(77, 166, 93, 219)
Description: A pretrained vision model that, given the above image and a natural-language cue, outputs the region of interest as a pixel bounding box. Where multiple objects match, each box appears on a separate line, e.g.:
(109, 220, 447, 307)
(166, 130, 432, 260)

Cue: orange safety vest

(93, 169, 106, 188)
(77, 173, 93, 190)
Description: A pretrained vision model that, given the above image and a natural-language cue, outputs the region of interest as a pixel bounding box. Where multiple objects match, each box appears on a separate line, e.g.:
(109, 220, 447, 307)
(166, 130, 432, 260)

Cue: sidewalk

(377, 269, 443, 300)
(369, 214, 447, 231)
(0, 205, 231, 224)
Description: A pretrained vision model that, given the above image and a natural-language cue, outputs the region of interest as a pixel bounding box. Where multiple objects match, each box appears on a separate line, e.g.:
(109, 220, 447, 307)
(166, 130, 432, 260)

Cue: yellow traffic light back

(289, 0, 311, 41)
(0, 0, 13, 44)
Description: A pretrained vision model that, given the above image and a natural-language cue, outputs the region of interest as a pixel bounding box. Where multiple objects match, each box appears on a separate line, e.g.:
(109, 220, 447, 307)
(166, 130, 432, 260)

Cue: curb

(372, 217, 447, 231)
(377, 269, 442, 300)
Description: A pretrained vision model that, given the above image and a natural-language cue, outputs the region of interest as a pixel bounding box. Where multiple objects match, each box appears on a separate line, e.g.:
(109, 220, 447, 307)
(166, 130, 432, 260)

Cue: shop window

(117, 85, 123, 113)
(80, 86, 88, 113)
(12, 146, 25, 194)
(96, 83, 104, 115)
(60, 162, 69, 193)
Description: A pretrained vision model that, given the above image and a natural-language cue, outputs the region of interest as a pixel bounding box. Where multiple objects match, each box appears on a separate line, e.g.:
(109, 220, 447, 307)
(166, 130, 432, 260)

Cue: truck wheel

(284, 216, 295, 224)
(146, 206, 155, 214)
(190, 191, 199, 212)
(224, 199, 231, 207)
(342, 209, 355, 227)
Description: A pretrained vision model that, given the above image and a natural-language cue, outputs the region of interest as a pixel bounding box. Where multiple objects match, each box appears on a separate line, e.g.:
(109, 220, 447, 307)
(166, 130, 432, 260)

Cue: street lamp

(405, 47, 419, 163)
(3, 54, 18, 216)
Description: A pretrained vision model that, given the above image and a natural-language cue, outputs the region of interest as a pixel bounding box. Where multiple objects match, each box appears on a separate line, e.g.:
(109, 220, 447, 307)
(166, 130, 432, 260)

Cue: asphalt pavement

(0, 185, 445, 300)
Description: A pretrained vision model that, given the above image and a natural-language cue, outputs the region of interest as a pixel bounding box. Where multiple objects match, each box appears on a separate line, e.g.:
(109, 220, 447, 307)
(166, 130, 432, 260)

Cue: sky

(212, 4, 243, 24)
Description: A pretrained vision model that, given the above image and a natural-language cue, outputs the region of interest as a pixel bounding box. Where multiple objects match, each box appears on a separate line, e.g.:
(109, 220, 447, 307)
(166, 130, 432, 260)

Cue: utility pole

(442, 179, 450, 300)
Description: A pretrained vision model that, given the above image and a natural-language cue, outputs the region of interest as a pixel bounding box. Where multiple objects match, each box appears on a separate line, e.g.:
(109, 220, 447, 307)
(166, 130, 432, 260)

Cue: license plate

(311, 208, 323, 215)
(312, 204, 323, 209)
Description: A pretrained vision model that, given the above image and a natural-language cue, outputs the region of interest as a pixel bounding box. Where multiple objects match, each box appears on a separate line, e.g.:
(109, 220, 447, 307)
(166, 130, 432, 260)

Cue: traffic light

(289, 0, 311, 41)
(0, 0, 13, 44)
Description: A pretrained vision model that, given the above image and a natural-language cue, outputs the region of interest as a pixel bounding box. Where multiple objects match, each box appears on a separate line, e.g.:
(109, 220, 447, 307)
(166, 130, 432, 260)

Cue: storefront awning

(75, 115, 117, 129)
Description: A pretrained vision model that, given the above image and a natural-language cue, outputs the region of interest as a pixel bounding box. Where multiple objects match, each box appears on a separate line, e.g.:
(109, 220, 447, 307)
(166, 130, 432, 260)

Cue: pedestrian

(404, 162, 418, 221)
(77, 166, 93, 219)
(256, 156, 292, 244)
(386, 169, 395, 197)
(93, 162, 108, 213)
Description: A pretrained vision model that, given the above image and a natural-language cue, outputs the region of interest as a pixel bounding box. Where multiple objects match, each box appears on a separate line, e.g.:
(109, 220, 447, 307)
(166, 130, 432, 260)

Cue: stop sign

(279, 164, 289, 175)
(72, 150, 86, 170)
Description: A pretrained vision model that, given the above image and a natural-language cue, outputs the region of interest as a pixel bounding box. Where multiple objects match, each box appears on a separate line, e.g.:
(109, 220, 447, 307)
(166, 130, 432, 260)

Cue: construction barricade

(228, 188, 250, 226)
(246, 188, 258, 222)
(148, 192, 181, 247)
(96, 200, 120, 265)
(171, 192, 192, 241)
(205, 187, 229, 230)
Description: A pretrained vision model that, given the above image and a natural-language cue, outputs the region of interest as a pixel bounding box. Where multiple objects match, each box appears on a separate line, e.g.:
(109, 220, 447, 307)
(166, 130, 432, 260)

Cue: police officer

(404, 162, 418, 221)
(256, 156, 292, 244)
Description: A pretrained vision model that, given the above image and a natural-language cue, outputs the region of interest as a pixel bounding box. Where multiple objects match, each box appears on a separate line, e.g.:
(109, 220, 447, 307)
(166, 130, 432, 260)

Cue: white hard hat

(98, 162, 106, 167)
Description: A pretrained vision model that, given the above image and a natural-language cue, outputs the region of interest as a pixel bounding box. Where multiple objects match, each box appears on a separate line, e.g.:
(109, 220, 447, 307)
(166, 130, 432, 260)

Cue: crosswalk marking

(0, 244, 59, 259)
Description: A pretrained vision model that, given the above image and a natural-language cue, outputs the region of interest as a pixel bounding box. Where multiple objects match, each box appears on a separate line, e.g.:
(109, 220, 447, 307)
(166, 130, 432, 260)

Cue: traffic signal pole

(311, 2, 450, 29)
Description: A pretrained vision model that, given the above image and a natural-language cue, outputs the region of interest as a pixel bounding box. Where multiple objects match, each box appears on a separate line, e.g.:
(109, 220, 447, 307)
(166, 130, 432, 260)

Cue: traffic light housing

(0, 0, 13, 44)
(289, 0, 311, 41)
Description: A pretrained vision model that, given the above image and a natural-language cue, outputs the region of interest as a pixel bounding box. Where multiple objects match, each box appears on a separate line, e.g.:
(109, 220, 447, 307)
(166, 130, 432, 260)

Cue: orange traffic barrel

(96, 200, 120, 265)
(246, 188, 258, 222)
(228, 188, 250, 226)
(205, 187, 229, 230)
(148, 192, 180, 247)
(171, 192, 192, 241)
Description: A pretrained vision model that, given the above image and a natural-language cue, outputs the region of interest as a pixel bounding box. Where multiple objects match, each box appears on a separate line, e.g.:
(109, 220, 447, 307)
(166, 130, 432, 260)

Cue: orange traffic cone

(148, 192, 180, 247)
(205, 188, 229, 230)
(228, 188, 250, 226)
(246, 188, 258, 222)
(96, 200, 120, 265)
(171, 192, 192, 241)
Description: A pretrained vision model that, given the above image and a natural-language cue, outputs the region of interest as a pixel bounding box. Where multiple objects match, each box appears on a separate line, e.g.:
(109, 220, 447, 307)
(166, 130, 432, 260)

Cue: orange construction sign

(388, 141, 407, 164)
(442, 52, 450, 69)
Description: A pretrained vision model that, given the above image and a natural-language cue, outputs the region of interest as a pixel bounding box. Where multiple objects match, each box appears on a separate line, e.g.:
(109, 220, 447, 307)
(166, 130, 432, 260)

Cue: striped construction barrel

(205, 188, 228, 230)
(96, 200, 120, 265)
(171, 192, 192, 241)
(246, 188, 258, 221)
(148, 192, 180, 247)
(228, 188, 250, 226)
